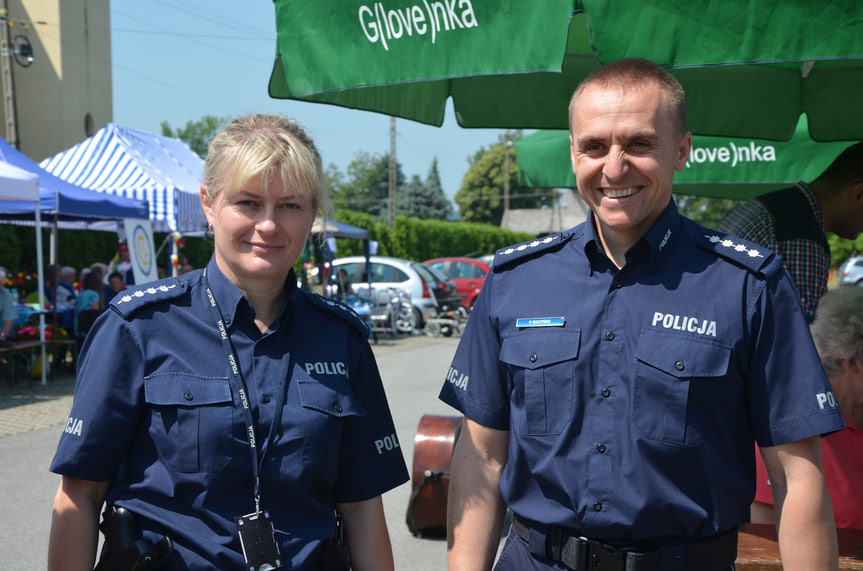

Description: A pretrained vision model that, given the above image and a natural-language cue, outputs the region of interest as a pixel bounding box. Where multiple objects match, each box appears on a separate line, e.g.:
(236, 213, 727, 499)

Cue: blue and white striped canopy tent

(0, 136, 149, 228)
(40, 124, 207, 233)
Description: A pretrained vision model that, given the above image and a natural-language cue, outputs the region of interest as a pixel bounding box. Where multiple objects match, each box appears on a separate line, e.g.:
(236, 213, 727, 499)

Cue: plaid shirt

(719, 182, 829, 322)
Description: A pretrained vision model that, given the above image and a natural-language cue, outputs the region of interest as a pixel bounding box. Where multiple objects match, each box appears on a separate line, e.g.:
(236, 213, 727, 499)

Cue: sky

(109, 0, 514, 204)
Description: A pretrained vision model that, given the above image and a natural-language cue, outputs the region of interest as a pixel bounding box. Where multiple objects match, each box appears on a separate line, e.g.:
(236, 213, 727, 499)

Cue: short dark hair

(569, 58, 687, 137)
(814, 141, 863, 191)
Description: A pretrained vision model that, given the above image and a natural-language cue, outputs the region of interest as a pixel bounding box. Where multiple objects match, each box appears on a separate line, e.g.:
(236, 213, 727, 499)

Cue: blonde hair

(202, 113, 333, 230)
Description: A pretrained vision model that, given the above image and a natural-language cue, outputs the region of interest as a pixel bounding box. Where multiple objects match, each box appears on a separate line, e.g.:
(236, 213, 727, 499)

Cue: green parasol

(269, 0, 863, 140)
(514, 116, 856, 200)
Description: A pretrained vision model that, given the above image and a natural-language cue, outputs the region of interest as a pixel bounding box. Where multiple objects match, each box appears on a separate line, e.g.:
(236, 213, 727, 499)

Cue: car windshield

(420, 264, 450, 284)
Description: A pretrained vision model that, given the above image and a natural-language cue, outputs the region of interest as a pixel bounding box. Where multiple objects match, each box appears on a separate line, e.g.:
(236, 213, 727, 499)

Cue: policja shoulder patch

(110, 278, 188, 320)
(493, 231, 576, 271)
(695, 231, 783, 279)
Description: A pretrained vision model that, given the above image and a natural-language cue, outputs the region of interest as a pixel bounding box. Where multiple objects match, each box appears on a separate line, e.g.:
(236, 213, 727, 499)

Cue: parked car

(329, 256, 441, 328)
(838, 256, 863, 286)
(414, 263, 461, 310)
(423, 257, 491, 308)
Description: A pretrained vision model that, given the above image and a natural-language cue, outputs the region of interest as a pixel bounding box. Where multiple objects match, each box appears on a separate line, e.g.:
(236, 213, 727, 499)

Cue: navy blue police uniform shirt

(440, 201, 845, 544)
(51, 257, 409, 570)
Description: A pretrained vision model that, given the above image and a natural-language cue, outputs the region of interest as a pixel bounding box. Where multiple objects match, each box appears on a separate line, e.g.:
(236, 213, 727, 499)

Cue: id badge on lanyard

(204, 269, 289, 570)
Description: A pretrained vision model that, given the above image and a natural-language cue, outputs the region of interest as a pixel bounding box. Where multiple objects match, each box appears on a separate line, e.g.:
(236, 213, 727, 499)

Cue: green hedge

(331, 211, 535, 262)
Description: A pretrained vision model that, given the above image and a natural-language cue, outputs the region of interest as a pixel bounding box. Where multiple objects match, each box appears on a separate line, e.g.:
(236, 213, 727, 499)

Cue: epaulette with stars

(493, 232, 574, 270)
(696, 231, 782, 277)
(110, 278, 188, 320)
(307, 294, 371, 339)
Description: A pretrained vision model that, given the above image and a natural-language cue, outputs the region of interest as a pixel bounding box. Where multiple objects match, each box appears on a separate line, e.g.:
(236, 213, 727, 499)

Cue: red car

(423, 257, 491, 309)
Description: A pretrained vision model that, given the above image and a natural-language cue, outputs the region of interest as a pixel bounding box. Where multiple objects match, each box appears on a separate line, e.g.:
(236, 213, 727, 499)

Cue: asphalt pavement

(0, 333, 484, 570)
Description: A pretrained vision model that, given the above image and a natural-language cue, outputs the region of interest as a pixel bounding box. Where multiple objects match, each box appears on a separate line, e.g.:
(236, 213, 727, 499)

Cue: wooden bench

(0, 339, 76, 386)
(0, 340, 45, 386)
(736, 523, 863, 570)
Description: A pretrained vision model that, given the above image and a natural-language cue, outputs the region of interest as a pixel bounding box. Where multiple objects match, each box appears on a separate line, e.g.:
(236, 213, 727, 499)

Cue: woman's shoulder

(302, 292, 370, 339)
(109, 276, 193, 319)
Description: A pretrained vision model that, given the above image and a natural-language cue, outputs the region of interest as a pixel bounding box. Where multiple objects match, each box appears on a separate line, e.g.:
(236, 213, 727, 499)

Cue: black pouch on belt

(318, 511, 350, 571)
(94, 505, 174, 571)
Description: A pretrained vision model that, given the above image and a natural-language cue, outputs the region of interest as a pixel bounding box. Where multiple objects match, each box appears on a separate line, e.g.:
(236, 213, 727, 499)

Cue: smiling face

(201, 172, 315, 292)
(570, 80, 691, 255)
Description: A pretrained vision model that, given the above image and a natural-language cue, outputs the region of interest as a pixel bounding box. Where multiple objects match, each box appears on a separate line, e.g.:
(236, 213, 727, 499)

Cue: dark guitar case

(405, 414, 464, 537)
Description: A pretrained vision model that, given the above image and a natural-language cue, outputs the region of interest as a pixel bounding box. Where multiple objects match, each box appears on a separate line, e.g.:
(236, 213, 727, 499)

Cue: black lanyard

(203, 268, 291, 514)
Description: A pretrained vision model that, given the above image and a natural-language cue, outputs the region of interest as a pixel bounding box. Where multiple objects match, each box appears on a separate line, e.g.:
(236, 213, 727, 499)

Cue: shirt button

(593, 502, 603, 512)
(184, 391, 193, 401)
(529, 354, 538, 363)
(334, 403, 343, 413)
(612, 281, 623, 289)
(675, 361, 685, 371)
(596, 444, 607, 453)
(604, 331, 615, 341)
(262, 395, 271, 404)
(601, 388, 611, 398)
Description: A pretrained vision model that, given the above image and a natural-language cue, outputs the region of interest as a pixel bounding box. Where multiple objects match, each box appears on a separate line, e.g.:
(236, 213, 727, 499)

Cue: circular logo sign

(132, 223, 155, 279)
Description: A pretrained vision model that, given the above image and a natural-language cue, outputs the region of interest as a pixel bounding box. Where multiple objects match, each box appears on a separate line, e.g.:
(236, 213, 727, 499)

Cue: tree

(455, 139, 551, 225)
(674, 195, 740, 230)
(419, 158, 454, 220)
(161, 115, 229, 158)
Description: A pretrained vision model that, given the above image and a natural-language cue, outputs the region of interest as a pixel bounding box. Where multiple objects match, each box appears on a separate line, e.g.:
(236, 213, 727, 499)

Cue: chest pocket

(634, 330, 731, 446)
(500, 330, 580, 436)
(144, 374, 233, 473)
(297, 377, 367, 471)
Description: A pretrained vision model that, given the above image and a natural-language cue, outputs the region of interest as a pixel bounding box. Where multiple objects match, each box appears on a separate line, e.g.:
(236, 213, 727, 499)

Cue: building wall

(0, 0, 111, 161)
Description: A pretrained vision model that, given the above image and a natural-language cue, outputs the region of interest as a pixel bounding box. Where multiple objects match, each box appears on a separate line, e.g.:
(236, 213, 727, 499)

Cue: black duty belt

(511, 514, 738, 571)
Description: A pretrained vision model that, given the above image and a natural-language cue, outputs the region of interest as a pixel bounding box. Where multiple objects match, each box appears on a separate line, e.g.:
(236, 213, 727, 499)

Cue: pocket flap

(298, 380, 367, 417)
(144, 374, 232, 406)
(636, 330, 730, 378)
(500, 330, 581, 370)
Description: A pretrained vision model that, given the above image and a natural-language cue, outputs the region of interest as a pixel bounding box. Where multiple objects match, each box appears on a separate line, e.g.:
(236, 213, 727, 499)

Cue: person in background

(48, 113, 408, 570)
(76, 268, 91, 293)
(719, 142, 863, 322)
(0, 267, 17, 345)
(103, 271, 125, 305)
(58, 266, 78, 330)
(752, 287, 863, 529)
(334, 268, 353, 301)
(440, 58, 843, 571)
(73, 271, 103, 335)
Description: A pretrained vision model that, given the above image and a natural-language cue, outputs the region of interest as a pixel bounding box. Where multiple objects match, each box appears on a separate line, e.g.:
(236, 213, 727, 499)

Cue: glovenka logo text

(686, 141, 777, 169)
(358, 0, 478, 50)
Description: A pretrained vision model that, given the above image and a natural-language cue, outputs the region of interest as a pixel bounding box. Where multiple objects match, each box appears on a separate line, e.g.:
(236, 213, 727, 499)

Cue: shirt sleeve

(719, 200, 778, 252)
(333, 333, 409, 503)
(439, 272, 511, 430)
(746, 269, 845, 446)
(50, 310, 146, 481)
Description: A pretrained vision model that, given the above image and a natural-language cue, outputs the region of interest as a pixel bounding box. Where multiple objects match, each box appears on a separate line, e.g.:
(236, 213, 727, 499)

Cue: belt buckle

(585, 537, 629, 571)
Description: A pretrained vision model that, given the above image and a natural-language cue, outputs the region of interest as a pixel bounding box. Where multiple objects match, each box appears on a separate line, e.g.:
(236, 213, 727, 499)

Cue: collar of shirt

(795, 180, 826, 234)
(204, 257, 299, 332)
(581, 200, 683, 273)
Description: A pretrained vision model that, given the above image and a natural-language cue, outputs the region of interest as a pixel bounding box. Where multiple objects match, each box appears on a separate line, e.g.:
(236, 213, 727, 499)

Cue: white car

(329, 256, 441, 328)
(838, 256, 863, 287)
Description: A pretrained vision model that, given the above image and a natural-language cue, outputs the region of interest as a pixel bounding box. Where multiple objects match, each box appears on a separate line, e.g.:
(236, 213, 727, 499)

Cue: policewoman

(48, 113, 408, 570)
(441, 59, 844, 571)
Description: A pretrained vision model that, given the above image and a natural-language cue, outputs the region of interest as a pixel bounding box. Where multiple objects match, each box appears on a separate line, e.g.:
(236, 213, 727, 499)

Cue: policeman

(48, 114, 408, 570)
(440, 59, 844, 571)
